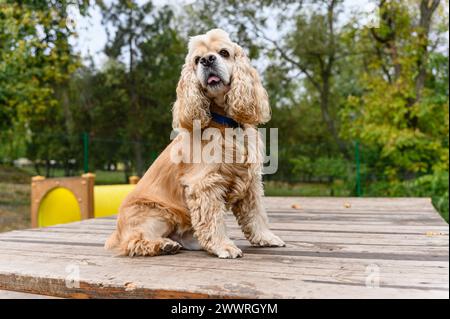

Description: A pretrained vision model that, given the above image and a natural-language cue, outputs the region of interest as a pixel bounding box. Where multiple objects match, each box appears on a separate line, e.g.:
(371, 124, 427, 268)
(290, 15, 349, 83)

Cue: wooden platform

(0, 197, 448, 298)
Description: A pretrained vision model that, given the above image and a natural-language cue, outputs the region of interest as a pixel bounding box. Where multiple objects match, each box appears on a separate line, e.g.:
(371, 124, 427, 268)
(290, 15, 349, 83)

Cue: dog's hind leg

(104, 230, 120, 250)
(111, 205, 182, 257)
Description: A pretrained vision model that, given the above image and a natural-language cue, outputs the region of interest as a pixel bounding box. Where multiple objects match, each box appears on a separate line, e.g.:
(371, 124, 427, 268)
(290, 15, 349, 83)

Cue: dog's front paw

(211, 243, 243, 259)
(251, 231, 286, 247)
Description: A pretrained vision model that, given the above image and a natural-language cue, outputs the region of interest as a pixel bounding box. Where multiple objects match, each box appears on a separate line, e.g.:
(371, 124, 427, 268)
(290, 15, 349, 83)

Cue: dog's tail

(104, 230, 120, 250)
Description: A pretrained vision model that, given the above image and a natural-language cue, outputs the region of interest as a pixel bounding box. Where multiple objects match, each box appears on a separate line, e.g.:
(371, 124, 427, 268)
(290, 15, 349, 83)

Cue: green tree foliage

(187, 0, 448, 218)
(1, 1, 186, 178)
(337, 0, 449, 218)
(340, 0, 448, 180)
(0, 0, 89, 175)
(0, 0, 448, 219)
(68, 61, 131, 176)
(97, 0, 185, 175)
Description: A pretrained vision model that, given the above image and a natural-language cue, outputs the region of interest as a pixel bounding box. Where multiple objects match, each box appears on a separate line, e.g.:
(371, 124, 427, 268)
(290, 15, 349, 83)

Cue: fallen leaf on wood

(425, 231, 446, 237)
(124, 282, 137, 291)
(291, 204, 302, 209)
(344, 202, 352, 208)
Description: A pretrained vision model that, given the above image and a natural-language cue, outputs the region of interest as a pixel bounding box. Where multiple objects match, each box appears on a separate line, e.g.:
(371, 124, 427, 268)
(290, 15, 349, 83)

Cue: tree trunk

(320, 0, 349, 159)
(133, 139, 144, 176)
(320, 78, 350, 159)
(126, 6, 144, 176)
(415, 0, 440, 102)
(373, 0, 440, 129)
(124, 160, 131, 184)
(45, 159, 50, 178)
(34, 162, 41, 176)
(64, 160, 69, 176)
(405, 0, 440, 128)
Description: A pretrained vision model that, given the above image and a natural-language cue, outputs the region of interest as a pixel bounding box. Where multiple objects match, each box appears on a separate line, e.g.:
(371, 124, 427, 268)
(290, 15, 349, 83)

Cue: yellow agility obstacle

(31, 173, 139, 227)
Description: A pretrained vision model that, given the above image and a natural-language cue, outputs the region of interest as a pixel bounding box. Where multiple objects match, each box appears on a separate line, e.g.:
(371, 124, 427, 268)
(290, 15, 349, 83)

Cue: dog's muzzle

(198, 54, 229, 89)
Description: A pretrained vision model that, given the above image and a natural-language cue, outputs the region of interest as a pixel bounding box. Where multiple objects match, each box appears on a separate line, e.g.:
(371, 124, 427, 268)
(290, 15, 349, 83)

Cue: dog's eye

(194, 56, 201, 65)
(219, 49, 229, 58)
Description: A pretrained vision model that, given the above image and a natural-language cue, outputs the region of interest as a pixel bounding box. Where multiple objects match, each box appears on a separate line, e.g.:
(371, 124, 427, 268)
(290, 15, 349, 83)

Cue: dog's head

(172, 29, 271, 129)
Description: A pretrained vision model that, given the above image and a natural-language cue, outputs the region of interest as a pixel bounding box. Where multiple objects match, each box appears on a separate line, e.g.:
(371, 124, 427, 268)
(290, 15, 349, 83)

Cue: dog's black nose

(200, 54, 216, 67)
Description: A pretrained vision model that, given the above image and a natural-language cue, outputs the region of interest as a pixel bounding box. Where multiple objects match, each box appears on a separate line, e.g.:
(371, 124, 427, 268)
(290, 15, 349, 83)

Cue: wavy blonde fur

(105, 29, 284, 259)
(172, 58, 211, 129)
(225, 44, 271, 125)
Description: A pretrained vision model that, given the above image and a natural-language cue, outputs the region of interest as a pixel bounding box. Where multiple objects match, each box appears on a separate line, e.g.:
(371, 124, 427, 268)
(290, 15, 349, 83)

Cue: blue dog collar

(210, 112, 241, 128)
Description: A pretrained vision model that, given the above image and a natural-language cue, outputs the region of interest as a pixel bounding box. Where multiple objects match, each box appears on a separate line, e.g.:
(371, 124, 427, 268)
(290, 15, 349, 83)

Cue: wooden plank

(0, 244, 447, 284)
(0, 197, 448, 298)
(0, 257, 446, 299)
(0, 240, 447, 275)
(0, 238, 446, 265)
(0, 249, 447, 298)
(0, 246, 447, 277)
(0, 289, 59, 299)
(3, 226, 448, 246)
(37, 221, 449, 236)
(1, 231, 447, 261)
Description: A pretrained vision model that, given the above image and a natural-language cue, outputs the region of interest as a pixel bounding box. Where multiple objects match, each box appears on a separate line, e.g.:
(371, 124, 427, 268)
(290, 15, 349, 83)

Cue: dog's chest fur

(218, 126, 263, 205)
(178, 124, 264, 207)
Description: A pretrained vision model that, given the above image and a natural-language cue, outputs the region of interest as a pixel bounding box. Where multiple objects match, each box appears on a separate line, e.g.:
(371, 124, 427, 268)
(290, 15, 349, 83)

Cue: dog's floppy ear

(172, 60, 211, 130)
(225, 44, 271, 125)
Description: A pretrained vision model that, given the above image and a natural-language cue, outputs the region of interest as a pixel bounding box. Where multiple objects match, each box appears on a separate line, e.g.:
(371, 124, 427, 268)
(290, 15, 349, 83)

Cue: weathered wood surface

(0, 197, 448, 299)
(0, 289, 59, 299)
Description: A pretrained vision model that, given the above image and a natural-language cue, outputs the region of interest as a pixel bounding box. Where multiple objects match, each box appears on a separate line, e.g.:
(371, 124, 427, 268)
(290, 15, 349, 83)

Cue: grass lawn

(264, 180, 352, 197)
(0, 183, 30, 232)
(265, 181, 330, 196)
(0, 165, 32, 232)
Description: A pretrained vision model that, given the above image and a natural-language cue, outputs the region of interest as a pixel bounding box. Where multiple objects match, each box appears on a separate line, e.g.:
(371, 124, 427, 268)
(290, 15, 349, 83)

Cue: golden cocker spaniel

(105, 29, 285, 258)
